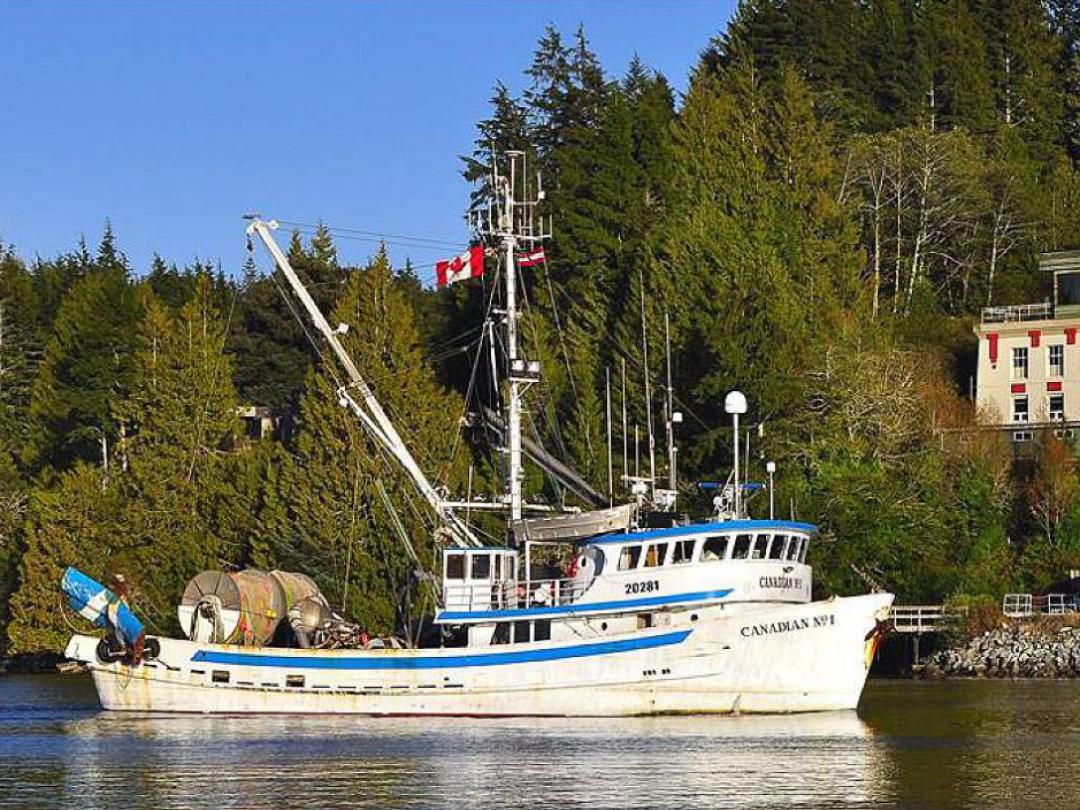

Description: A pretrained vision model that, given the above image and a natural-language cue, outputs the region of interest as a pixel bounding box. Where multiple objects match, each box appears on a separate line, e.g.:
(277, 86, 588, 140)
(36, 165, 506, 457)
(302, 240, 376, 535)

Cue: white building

(974, 250, 1080, 443)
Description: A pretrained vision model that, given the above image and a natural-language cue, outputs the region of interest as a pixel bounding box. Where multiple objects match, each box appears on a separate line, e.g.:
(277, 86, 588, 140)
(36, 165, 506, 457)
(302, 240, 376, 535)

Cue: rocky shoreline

(0, 653, 72, 675)
(917, 624, 1080, 679)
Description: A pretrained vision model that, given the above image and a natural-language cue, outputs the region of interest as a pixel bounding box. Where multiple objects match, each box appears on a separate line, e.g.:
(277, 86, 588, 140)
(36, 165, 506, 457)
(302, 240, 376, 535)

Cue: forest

(3, 0, 1080, 655)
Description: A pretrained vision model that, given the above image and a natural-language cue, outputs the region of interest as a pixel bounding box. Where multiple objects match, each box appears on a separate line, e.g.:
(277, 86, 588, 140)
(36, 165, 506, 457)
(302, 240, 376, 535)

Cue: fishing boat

(63, 153, 893, 715)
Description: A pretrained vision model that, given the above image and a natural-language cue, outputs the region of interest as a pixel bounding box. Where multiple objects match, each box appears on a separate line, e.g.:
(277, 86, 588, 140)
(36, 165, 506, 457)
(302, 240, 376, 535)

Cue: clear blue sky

(0, 1, 736, 280)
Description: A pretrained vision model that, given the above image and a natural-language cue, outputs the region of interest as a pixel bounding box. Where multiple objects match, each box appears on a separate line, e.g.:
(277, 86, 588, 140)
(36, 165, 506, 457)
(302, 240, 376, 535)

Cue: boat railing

(441, 577, 588, 613)
(522, 577, 588, 608)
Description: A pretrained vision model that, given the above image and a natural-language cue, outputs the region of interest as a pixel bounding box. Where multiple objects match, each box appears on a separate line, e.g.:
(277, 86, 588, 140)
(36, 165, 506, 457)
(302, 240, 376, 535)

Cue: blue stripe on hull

(191, 629, 692, 670)
(436, 588, 733, 623)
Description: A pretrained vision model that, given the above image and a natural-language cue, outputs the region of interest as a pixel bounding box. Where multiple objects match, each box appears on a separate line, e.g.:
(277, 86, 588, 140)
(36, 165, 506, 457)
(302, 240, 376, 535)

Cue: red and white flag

(436, 245, 485, 287)
(516, 247, 546, 268)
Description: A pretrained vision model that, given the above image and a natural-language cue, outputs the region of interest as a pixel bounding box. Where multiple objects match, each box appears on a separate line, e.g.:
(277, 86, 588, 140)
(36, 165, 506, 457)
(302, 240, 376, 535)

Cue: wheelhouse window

(672, 539, 696, 564)
(1050, 344, 1065, 377)
(446, 553, 465, 580)
(644, 542, 668, 568)
(732, 534, 752, 560)
(618, 545, 642, 571)
(471, 554, 491, 580)
(1013, 396, 1029, 424)
(701, 536, 728, 561)
(785, 537, 800, 561)
(1012, 347, 1029, 380)
(798, 539, 809, 563)
(768, 535, 787, 560)
(752, 534, 769, 560)
(1050, 393, 1065, 422)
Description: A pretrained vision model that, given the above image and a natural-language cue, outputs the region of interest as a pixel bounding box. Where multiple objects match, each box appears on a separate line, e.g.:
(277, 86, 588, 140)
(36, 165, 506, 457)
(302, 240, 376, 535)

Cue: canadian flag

(436, 245, 485, 287)
(516, 247, 546, 267)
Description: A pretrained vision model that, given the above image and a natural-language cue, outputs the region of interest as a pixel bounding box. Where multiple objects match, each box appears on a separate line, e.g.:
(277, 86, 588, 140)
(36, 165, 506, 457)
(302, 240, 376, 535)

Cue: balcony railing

(442, 577, 588, 612)
(981, 302, 1054, 324)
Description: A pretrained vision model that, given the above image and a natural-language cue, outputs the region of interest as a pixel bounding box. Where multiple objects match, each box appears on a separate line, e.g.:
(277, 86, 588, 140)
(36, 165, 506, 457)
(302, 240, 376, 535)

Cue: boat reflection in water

(51, 704, 885, 809)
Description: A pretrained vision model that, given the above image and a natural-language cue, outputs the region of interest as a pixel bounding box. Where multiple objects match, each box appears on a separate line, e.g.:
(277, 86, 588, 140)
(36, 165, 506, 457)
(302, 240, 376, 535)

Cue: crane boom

(245, 217, 478, 548)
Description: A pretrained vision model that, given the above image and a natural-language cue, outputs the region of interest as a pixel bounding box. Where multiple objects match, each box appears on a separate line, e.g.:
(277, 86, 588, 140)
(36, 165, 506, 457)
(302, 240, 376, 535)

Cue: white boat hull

(66, 592, 893, 716)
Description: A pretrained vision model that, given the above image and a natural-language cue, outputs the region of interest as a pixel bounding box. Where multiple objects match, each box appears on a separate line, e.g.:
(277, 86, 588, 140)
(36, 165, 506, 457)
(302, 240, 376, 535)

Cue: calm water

(2, 676, 1079, 809)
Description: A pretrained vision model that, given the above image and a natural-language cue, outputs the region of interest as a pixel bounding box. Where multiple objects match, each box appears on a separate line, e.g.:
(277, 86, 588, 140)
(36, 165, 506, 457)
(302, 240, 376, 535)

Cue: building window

(1013, 396, 1029, 423)
(1012, 347, 1029, 380)
(1050, 344, 1065, 377)
(1050, 393, 1065, 422)
(1012, 430, 1033, 443)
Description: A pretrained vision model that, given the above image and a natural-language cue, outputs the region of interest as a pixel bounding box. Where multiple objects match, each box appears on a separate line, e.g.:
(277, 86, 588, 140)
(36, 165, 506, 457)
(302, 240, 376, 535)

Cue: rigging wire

(275, 219, 464, 249)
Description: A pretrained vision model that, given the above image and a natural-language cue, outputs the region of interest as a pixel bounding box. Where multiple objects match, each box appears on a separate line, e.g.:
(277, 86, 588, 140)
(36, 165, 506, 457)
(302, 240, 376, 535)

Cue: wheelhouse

(442, 548, 519, 612)
(583, 521, 815, 571)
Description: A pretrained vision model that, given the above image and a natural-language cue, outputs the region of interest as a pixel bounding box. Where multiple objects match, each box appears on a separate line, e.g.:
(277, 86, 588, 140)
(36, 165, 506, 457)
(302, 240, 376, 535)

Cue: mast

(664, 311, 676, 491)
(640, 279, 656, 498)
(503, 160, 523, 523)
(483, 150, 547, 524)
(245, 217, 479, 548)
(605, 366, 613, 507)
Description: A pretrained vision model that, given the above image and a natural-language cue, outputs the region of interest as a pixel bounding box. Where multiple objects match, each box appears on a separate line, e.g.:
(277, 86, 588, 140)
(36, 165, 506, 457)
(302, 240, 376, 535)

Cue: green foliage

(260, 250, 470, 633)
(9, 274, 243, 651)
(8, 15, 1080, 653)
(23, 249, 141, 473)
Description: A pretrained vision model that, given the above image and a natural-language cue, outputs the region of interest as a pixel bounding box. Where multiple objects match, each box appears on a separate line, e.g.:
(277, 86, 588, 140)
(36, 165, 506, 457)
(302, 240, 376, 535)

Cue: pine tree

(23, 248, 141, 473)
(1050, 0, 1080, 163)
(0, 244, 40, 456)
(11, 274, 247, 651)
(0, 450, 27, 652)
(262, 249, 470, 632)
(108, 276, 241, 631)
(8, 463, 121, 653)
(924, 0, 996, 133)
(229, 251, 313, 411)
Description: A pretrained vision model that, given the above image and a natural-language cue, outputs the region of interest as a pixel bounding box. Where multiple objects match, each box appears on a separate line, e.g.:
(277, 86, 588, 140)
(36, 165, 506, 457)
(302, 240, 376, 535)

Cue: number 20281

(625, 580, 660, 595)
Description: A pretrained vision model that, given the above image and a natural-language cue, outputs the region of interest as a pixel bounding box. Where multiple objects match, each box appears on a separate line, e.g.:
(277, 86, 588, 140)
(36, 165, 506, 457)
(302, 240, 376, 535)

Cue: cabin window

(768, 534, 787, 560)
(752, 534, 769, 559)
(534, 620, 551, 642)
(798, 539, 809, 563)
(732, 535, 752, 560)
(492, 622, 511, 645)
(672, 539, 696, 565)
(446, 553, 465, 580)
(618, 545, 642, 570)
(494, 555, 502, 580)
(644, 542, 668, 568)
(701, 536, 728, 561)
(785, 536, 800, 561)
(513, 621, 531, 644)
(471, 554, 491, 580)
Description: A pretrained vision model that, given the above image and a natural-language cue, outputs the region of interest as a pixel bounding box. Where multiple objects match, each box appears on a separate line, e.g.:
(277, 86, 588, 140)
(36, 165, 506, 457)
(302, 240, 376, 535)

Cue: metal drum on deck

(179, 569, 287, 645)
(270, 570, 323, 609)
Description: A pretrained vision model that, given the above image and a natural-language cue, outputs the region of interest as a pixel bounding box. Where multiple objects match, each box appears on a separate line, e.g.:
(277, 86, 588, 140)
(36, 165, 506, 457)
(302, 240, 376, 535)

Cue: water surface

(1, 676, 1076, 808)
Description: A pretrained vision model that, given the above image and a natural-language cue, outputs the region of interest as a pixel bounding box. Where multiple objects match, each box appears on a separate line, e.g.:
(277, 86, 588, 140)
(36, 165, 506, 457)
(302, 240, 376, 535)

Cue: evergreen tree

(110, 277, 241, 631)
(0, 245, 40, 457)
(8, 463, 121, 653)
(1050, 0, 1080, 163)
(10, 276, 243, 649)
(262, 249, 470, 632)
(23, 242, 141, 474)
(229, 247, 315, 412)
